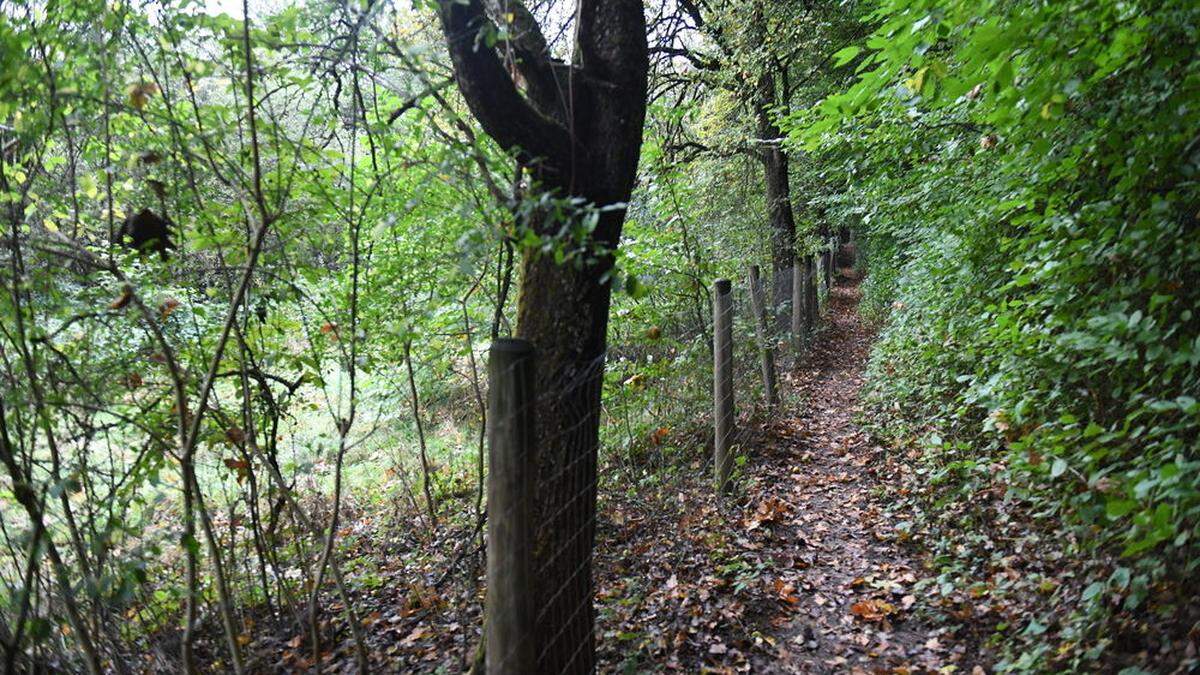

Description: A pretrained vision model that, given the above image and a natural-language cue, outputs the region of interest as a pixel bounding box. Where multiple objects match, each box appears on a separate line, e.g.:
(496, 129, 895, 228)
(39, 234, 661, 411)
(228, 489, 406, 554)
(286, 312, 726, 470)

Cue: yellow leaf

(81, 174, 99, 200)
(128, 82, 159, 110)
(907, 67, 928, 94)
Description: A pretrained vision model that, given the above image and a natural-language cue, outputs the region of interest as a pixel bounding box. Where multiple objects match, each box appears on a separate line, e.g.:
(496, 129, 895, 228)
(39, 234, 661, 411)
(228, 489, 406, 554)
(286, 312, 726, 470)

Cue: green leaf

(1106, 499, 1136, 519)
(1050, 458, 1068, 478)
(624, 274, 650, 300)
(831, 46, 861, 67)
(180, 533, 201, 557)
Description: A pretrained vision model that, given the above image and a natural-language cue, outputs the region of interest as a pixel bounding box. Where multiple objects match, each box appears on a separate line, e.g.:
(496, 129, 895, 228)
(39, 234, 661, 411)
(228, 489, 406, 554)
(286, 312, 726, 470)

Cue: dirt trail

(745, 275, 959, 673)
(591, 273, 973, 673)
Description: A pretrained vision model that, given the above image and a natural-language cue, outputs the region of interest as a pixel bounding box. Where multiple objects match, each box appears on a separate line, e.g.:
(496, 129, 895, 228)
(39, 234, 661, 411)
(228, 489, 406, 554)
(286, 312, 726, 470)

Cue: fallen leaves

(399, 626, 429, 647)
(773, 579, 801, 607)
(649, 426, 671, 446)
(849, 598, 897, 622)
(745, 496, 790, 531)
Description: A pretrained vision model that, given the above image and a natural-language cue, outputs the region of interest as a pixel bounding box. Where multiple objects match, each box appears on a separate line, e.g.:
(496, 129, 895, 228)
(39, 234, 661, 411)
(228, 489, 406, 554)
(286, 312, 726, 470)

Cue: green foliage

(0, 0, 791, 666)
(787, 0, 1200, 668)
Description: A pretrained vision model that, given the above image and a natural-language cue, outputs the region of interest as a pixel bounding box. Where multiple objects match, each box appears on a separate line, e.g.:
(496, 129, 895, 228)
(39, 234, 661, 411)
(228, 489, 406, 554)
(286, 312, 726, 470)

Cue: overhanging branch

(437, 0, 577, 173)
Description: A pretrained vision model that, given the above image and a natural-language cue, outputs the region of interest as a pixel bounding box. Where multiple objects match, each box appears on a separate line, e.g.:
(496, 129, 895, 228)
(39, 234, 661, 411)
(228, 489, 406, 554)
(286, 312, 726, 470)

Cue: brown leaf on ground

(850, 599, 896, 622)
(745, 496, 790, 531)
(774, 579, 801, 607)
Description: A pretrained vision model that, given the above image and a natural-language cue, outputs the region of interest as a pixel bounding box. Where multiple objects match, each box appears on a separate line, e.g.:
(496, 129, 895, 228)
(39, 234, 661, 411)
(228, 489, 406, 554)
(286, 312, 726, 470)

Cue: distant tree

(662, 0, 837, 327)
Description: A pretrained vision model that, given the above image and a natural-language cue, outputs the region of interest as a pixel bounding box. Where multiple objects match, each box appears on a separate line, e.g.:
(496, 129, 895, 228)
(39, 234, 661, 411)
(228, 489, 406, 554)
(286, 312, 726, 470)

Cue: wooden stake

(486, 339, 536, 675)
(713, 279, 735, 494)
(748, 266, 779, 410)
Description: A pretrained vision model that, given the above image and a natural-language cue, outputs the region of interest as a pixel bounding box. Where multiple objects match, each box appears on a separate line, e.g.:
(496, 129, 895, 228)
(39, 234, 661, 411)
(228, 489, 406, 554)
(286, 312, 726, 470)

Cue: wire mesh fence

(480, 243, 843, 674)
(484, 343, 609, 674)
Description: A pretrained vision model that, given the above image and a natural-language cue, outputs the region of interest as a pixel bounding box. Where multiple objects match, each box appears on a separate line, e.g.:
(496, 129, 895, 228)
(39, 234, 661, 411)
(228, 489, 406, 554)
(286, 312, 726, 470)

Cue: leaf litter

(592, 277, 987, 673)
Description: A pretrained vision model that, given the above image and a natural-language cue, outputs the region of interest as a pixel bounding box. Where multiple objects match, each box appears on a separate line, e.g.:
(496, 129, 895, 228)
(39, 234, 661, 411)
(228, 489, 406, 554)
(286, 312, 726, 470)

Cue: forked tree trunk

(510, 104, 645, 675)
(438, 0, 648, 671)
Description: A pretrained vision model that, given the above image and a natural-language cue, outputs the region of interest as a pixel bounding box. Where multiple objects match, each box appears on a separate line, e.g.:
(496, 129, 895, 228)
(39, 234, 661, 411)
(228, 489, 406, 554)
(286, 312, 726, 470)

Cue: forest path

(743, 274, 959, 673)
(589, 274, 981, 673)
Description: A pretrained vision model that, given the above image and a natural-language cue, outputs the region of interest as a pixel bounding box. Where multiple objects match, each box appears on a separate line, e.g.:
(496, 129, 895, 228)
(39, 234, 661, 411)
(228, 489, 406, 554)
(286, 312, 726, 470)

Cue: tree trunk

(756, 71, 797, 333)
(514, 250, 610, 673)
(437, 0, 648, 671)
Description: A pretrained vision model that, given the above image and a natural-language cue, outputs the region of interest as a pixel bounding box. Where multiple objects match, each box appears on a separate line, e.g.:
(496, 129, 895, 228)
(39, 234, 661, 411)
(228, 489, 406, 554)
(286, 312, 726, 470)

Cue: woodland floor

(210, 275, 990, 673)
(590, 275, 982, 674)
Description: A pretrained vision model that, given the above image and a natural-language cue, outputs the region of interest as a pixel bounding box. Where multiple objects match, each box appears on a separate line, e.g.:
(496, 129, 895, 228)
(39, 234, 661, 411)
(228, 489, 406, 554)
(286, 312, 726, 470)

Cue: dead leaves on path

(593, 282, 974, 673)
(849, 598, 896, 622)
(774, 579, 802, 607)
(745, 497, 790, 531)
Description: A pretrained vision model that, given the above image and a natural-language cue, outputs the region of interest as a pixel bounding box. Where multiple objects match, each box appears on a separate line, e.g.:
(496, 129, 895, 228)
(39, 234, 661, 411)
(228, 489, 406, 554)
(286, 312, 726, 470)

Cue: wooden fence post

(825, 238, 835, 290)
(486, 339, 536, 675)
(816, 253, 827, 309)
(747, 266, 778, 410)
(790, 258, 804, 356)
(713, 279, 735, 494)
(803, 254, 817, 337)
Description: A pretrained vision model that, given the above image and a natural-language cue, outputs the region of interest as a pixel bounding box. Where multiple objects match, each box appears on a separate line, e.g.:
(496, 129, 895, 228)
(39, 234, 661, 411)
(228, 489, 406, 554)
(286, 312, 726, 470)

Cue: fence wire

(485, 248, 841, 674)
(485, 348, 609, 674)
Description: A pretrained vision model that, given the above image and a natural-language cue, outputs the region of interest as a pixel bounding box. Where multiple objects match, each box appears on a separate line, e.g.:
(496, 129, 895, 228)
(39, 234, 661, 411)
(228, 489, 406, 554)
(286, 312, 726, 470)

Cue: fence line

(483, 240, 845, 674)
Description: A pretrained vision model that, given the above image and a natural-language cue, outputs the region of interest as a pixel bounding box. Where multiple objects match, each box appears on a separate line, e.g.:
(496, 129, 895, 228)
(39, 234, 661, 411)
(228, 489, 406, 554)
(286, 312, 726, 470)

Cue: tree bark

(438, 1, 648, 671)
(755, 70, 797, 333)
